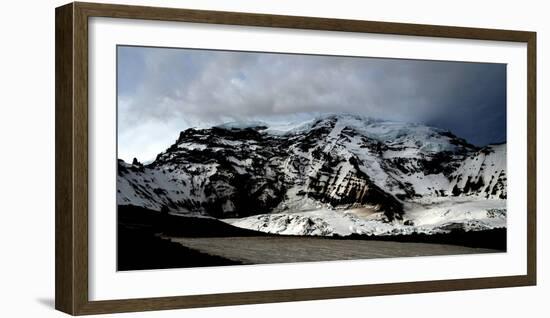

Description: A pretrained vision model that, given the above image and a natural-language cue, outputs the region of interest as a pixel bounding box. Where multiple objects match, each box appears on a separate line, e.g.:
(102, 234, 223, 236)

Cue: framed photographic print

(55, 2, 536, 315)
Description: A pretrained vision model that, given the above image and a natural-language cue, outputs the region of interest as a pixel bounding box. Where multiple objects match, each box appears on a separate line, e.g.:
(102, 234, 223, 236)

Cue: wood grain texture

(75, 1, 533, 42)
(526, 33, 537, 286)
(73, 2, 90, 313)
(73, 276, 534, 315)
(55, 2, 75, 314)
(55, 2, 537, 315)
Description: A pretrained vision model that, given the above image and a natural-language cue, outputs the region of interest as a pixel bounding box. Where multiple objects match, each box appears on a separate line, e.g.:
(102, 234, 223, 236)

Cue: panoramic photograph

(116, 45, 507, 271)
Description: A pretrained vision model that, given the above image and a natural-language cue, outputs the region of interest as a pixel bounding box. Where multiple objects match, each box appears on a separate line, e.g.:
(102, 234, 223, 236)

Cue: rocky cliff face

(117, 114, 506, 221)
(448, 144, 506, 199)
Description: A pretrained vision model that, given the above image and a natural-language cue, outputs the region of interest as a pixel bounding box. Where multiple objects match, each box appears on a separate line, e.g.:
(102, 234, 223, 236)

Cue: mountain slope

(117, 114, 506, 229)
(448, 143, 506, 199)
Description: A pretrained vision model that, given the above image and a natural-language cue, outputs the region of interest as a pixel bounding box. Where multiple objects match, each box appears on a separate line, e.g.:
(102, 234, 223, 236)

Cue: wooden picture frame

(55, 2, 536, 315)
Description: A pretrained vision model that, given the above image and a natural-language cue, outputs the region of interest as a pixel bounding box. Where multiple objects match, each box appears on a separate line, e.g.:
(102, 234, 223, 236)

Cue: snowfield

(224, 197, 506, 236)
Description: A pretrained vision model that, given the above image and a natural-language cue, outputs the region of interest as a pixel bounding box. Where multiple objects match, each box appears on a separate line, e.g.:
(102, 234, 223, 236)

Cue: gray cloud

(117, 46, 506, 162)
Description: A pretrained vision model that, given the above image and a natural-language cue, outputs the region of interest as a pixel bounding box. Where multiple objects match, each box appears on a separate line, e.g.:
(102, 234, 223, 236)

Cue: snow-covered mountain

(118, 114, 506, 235)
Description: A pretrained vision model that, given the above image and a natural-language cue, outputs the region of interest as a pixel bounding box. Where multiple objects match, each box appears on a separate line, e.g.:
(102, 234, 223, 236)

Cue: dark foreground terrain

(118, 205, 506, 271)
(117, 205, 263, 270)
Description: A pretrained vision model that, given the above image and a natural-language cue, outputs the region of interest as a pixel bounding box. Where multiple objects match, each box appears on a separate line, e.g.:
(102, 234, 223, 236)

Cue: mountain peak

(119, 112, 506, 223)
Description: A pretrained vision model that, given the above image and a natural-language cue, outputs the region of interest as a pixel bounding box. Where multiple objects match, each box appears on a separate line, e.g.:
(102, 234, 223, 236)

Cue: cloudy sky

(117, 45, 506, 162)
